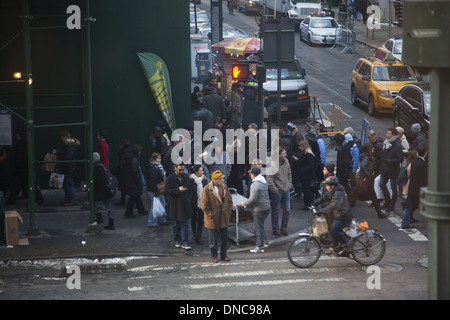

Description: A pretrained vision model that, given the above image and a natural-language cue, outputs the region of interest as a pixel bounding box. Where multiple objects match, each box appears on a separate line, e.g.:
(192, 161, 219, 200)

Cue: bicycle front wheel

(287, 235, 321, 268)
(351, 232, 386, 266)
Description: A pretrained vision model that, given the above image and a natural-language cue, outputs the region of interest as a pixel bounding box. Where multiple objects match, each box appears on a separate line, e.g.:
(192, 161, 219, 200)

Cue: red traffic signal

(231, 63, 250, 81)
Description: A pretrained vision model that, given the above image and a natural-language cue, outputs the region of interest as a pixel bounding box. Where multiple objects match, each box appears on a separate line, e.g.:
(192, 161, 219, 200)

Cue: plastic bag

(49, 172, 64, 189)
(152, 197, 165, 218)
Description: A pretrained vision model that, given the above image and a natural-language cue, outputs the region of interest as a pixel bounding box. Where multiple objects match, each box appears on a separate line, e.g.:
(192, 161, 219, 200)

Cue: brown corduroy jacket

(201, 181, 233, 229)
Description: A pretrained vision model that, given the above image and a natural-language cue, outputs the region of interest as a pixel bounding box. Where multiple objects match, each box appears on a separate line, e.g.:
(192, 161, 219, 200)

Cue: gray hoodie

(243, 174, 271, 212)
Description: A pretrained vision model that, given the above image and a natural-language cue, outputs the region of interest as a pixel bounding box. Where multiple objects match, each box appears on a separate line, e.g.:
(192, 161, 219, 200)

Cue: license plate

(281, 106, 288, 111)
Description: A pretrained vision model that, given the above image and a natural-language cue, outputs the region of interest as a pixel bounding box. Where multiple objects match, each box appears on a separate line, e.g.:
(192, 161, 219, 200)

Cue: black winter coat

(94, 162, 112, 202)
(380, 139, 404, 178)
(293, 151, 316, 181)
(123, 156, 143, 196)
(147, 163, 165, 193)
(55, 138, 80, 178)
(165, 172, 196, 221)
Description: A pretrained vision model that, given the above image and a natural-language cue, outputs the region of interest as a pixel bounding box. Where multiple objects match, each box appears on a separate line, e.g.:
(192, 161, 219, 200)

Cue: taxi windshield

(310, 19, 338, 28)
(372, 66, 415, 81)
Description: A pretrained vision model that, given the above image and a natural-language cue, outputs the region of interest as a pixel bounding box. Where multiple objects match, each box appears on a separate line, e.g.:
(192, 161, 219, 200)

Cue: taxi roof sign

(374, 48, 398, 63)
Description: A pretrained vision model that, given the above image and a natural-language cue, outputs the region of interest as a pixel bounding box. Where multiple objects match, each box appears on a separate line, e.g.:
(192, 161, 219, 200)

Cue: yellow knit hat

(211, 170, 225, 180)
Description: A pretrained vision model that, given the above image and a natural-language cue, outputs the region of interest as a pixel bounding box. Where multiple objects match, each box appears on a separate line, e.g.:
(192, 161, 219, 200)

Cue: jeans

(401, 198, 413, 228)
(270, 191, 291, 233)
(379, 174, 398, 210)
(254, 209, 269, 248)
(173, 218, 190, 245)
(330, 219, 351, 246)
(95, 199, 114, 219)
(63, 176, 76, 202)
(147, 191, 167, 226)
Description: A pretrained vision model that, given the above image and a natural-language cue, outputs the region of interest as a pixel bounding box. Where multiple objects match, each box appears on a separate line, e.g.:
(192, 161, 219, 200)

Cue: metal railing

(331, 26, 357, 54)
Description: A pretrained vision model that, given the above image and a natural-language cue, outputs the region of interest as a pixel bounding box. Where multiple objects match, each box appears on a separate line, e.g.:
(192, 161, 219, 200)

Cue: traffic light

(231, 63, 250, 81)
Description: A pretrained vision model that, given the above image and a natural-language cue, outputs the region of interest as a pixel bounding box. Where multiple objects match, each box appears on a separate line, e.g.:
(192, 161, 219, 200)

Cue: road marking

(184, 277, 347, 290)
(388, 215, 428, 242)
(187, 268, 330, 279)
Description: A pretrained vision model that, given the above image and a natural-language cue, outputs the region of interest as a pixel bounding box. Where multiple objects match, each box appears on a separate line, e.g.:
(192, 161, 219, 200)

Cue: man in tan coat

(201, 170, 233, 263)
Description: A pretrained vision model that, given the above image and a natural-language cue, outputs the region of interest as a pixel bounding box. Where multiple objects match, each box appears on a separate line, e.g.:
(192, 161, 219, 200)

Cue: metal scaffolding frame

(0, 0, 95, 235)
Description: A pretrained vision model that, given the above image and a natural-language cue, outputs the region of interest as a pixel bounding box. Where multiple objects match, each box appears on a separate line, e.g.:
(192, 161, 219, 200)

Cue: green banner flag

(137, 52, 176, 131)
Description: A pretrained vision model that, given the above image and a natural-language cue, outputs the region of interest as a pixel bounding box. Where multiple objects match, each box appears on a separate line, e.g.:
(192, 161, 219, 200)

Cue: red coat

(96, 139, 110, 170)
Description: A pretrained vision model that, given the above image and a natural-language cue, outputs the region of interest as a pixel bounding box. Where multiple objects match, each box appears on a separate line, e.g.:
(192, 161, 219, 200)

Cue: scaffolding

(0, 0, 95, 235)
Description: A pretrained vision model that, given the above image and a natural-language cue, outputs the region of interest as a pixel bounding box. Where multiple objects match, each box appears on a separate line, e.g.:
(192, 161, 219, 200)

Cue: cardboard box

(5, 210, 29, 246)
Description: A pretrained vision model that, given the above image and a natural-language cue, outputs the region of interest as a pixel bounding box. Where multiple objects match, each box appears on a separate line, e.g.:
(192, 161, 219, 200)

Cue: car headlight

(298, 89, 306, 95)
(378, 90, 389, 97)
(311, 32, 320, 36)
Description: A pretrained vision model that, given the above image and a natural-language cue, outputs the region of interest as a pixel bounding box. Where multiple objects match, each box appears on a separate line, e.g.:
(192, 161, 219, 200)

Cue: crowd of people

(0, 77, 429, 260)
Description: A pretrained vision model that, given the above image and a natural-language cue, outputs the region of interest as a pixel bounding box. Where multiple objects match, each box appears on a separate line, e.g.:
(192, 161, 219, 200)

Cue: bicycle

(287, 207, 386, 268)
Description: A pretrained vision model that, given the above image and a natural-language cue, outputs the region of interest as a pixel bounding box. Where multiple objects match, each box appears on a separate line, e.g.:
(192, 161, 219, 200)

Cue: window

(372, 66, 415, 81)
(358, 63, 371, 77)
(310, 19, 338, 28)
(265, 61, 304, 80)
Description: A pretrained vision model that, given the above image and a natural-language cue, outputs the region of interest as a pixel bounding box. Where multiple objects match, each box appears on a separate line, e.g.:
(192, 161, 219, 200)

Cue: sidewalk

(346, 14, 403, 49)
(0, 187, 308, 262)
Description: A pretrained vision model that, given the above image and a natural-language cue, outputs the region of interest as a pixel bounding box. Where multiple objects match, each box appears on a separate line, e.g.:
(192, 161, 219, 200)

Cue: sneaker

(174, 242, 181, 248)
(250, 247, 264, 253)
(399, 224, 415, 230)
(181, 243, 191, 250)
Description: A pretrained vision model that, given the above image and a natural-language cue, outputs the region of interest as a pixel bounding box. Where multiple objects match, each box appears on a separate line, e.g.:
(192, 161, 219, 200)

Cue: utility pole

(403, 0, 450, 300)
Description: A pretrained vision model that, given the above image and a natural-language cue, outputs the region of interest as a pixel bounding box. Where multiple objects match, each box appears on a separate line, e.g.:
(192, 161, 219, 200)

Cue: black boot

(104, 218, 115, 230)
(96, 212, 104, 224)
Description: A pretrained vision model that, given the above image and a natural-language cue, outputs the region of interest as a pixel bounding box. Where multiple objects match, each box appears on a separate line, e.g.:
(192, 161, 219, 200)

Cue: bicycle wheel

(287, 235, 321, 268)
(351, 232, 386, 266)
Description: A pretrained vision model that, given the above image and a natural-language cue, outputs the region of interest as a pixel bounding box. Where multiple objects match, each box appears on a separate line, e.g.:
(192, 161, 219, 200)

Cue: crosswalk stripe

(185, 277, 347, 290)
(388, 215, 428, 241)
(187, 268, 330, 279)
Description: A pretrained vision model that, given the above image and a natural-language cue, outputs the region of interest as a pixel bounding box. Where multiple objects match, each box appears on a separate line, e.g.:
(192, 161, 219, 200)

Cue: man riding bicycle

(313, 176, 353, 254)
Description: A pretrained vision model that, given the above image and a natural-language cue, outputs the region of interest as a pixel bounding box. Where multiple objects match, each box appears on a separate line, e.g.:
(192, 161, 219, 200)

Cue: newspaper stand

(228, 192, 254, 247)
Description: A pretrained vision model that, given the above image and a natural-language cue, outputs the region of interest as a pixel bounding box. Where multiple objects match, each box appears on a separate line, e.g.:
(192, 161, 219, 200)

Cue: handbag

(42, 153, 57, 172)
(152, 196, 165, 218)
(355, 173, 369, 194)
(156, 181, 165, 195)
(49, 172, 64, 189)
(313, 215, 328, 236)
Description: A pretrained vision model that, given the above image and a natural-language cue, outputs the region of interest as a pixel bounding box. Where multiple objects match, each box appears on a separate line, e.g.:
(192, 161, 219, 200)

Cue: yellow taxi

(350, 49, 417, 115)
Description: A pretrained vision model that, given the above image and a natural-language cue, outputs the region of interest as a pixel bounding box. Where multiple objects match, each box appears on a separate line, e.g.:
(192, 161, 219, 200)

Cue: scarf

(190, 173, 204, 208)
(383, 136, 398, 151)
(151, 161, 166, 180)
(212, 181, 225, 201)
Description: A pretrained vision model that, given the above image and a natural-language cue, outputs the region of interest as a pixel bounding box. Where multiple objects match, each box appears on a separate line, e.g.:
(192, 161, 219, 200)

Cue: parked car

(238, 0, 260, 15)
(351, 52, 417, 115)
(393, 81, 430, 141)
(300, 14, 339, 46)
(380, 36, 403, 61)
(190, 9, 210, 34)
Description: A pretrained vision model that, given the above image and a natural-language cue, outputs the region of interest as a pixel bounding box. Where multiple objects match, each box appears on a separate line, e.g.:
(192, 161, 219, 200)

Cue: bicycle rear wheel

(351, 232, 386, 266)
(287, 235, 321, 268)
